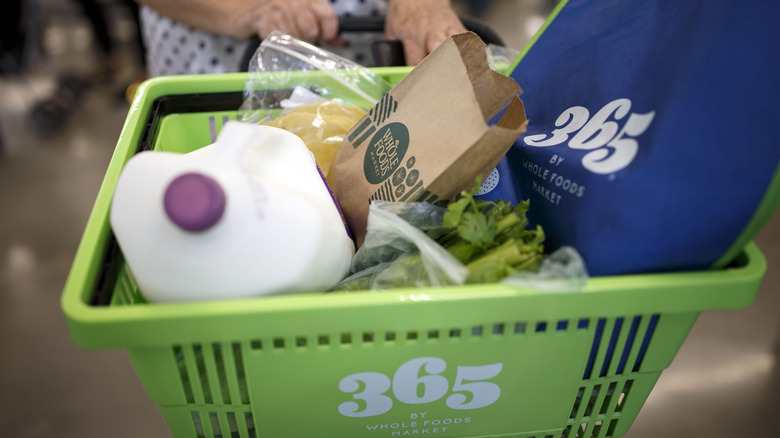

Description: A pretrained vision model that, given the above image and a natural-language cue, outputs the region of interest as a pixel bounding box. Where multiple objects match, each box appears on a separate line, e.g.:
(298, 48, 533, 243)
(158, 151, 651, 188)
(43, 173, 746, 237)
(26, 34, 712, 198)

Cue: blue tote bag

(479, 0, 780, 276)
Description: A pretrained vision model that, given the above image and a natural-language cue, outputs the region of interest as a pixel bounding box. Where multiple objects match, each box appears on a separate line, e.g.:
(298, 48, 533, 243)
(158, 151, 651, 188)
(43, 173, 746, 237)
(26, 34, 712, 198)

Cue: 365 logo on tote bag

(523, 98, 655, 175)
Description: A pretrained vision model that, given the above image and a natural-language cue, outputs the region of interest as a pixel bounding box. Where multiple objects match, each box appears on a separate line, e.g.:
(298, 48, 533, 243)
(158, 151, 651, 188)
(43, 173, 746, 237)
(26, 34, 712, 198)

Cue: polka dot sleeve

(140, 0, 388, 76)
(140, 7, 248, 76)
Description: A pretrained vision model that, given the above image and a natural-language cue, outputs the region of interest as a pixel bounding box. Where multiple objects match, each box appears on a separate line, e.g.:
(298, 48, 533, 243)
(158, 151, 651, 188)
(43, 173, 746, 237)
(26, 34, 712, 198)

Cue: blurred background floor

(1, 1, 778, 437)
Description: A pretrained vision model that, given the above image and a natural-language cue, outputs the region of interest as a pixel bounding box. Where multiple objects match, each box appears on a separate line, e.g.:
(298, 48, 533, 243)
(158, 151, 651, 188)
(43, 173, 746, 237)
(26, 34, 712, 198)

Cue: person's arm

(384, 0, 468, 65)
(136, 0, 339, 43)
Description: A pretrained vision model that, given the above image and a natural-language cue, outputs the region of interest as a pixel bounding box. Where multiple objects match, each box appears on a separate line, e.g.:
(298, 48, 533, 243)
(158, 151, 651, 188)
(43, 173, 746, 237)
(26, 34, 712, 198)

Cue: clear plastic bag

(330, 199, 589, 293)
(501, 246, 589, 293)
(238, 32, 391, 180)
(239, 31, 391, 122)
(331, 201, 469, 291)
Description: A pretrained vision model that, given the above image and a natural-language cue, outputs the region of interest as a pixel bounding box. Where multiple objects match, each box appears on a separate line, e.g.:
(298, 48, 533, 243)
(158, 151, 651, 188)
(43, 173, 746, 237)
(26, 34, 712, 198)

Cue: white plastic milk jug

(110, 121, 355, 302)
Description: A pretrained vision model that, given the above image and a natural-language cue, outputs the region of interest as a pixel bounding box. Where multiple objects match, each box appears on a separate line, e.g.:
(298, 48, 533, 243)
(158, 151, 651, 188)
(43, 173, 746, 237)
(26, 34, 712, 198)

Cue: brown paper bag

(330, 32, 528, 246)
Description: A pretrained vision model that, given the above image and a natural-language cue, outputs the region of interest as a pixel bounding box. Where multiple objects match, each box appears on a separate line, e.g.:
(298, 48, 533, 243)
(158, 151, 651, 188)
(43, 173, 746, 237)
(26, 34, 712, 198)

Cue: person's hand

(232, 0, 339, 44)
(385, 0, 467, 65)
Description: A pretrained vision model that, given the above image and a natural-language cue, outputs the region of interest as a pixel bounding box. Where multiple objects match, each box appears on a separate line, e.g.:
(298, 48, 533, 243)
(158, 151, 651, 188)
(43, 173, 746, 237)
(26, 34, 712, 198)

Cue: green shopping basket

(61, 71, 767, 438)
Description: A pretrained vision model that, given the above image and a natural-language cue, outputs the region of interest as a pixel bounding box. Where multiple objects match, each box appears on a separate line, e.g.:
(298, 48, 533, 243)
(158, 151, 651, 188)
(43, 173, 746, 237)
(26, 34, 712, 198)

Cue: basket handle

(239, 15, 504, 70)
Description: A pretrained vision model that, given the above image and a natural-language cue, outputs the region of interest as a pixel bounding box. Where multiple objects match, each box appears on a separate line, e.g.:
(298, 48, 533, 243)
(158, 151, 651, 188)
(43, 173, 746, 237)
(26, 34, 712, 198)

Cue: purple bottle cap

(163, 172, 226, 232)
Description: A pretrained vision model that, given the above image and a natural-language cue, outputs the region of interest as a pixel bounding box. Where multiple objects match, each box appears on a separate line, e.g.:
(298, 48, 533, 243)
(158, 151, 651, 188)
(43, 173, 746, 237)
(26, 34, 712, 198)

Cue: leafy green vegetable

(331, 178, 546, 292)
(423, 178, 545, 284)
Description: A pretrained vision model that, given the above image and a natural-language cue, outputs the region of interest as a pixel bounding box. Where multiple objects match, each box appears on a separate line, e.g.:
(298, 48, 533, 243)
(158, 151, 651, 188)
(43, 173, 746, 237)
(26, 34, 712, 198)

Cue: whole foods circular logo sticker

(363, 123, 409, 184)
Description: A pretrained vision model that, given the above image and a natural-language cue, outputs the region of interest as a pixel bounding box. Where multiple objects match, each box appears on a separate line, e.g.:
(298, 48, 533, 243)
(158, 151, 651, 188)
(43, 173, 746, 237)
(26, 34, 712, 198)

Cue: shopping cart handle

(338, 15, 385, 33)
(239, 15, 504, 70)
